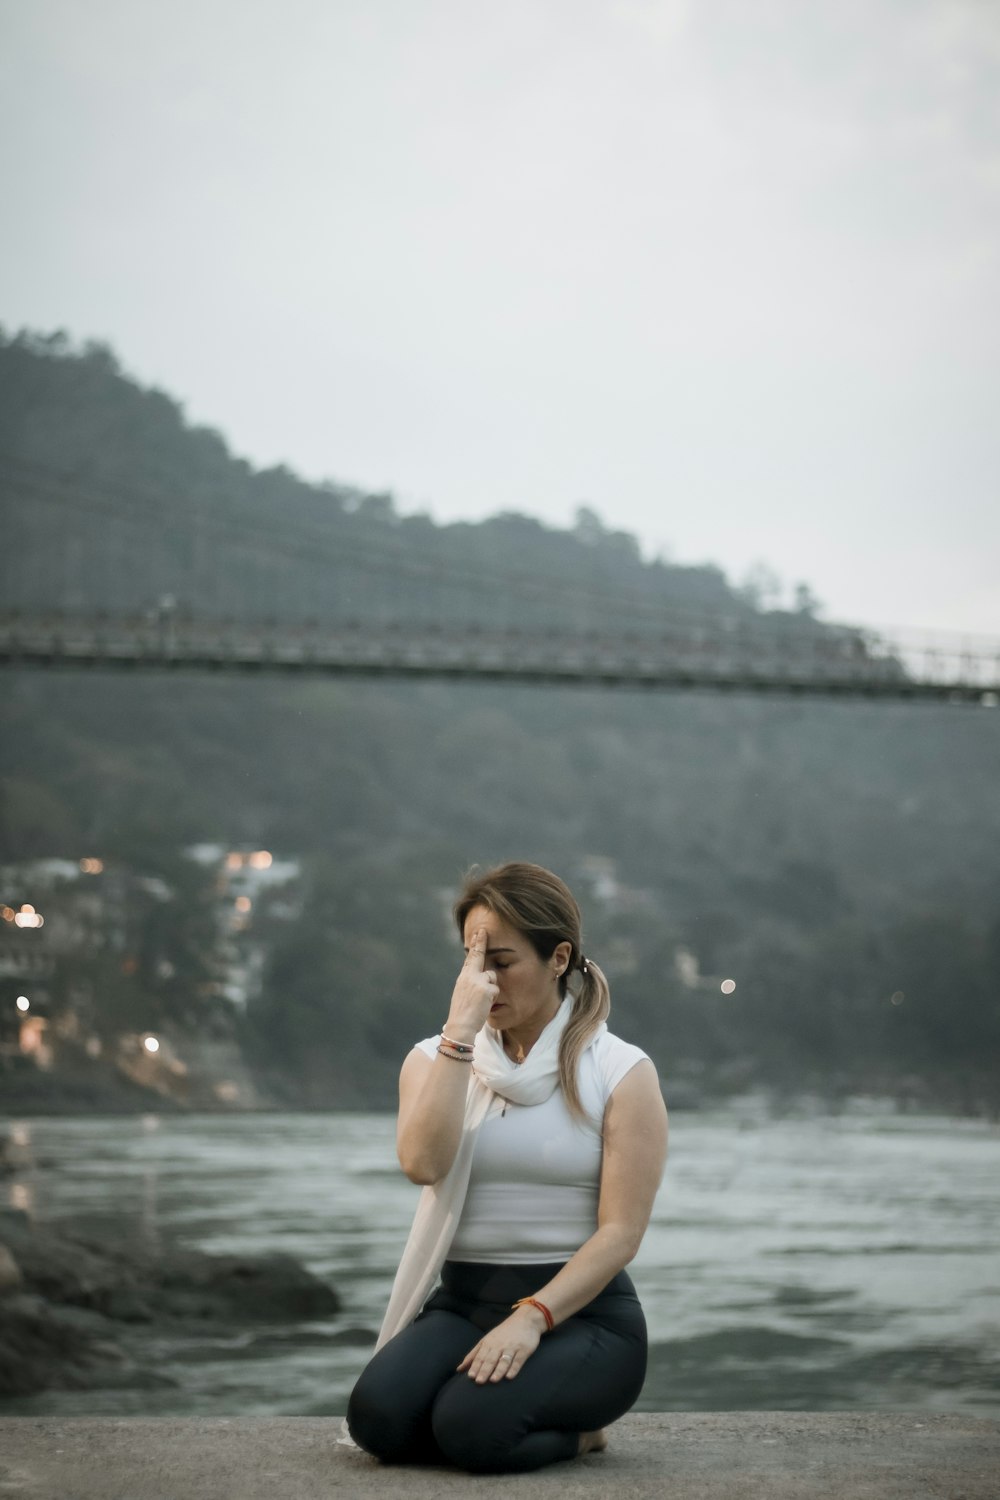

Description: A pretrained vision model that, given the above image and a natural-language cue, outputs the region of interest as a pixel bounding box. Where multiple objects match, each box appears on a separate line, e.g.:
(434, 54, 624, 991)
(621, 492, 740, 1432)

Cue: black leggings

(346, 1261, 647, 1474)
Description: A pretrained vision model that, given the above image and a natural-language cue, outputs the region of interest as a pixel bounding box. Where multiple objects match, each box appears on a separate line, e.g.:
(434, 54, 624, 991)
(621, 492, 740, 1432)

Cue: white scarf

(375, 996, 592, 1351)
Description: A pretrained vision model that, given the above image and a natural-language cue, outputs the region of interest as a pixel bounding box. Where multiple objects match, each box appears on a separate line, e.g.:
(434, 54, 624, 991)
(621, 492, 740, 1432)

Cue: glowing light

(235, 895, 252, 913)
(14, 909, 44, 928)
(16, 996, 30, 1012)
(79, 857, 104, 874)
(143, 1035, 160, 1053)
(225, 852, 244, 870)
(1, 906, 14, 922)
(249, 850, 272, 869)
(19, 1016, 47, 1054)
(890, 991, 905, 1006)
(720, 979, 736, 995)
(21, 904, 35, 915)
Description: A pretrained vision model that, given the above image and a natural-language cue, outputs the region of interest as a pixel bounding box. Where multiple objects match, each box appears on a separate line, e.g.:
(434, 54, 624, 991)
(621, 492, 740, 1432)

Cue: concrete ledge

(0, 1413, 997, 1500)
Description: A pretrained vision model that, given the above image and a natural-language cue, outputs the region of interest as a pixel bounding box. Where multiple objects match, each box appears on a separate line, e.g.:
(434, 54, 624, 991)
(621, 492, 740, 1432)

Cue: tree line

(1, 329, 997, 1113)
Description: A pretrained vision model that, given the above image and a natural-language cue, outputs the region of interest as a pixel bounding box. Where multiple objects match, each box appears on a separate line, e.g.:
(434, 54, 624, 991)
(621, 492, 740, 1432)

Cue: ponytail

(559, 957, 610, 1122)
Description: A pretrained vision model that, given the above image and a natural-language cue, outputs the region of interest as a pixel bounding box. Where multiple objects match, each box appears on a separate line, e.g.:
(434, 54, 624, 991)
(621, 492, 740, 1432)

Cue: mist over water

(3, 1104, 998, 1416)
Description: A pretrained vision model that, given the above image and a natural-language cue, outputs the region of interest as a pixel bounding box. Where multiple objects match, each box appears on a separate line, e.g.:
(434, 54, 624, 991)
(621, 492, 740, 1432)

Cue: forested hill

(1, 329, 998, 1114)
(0, 328, 759, 631)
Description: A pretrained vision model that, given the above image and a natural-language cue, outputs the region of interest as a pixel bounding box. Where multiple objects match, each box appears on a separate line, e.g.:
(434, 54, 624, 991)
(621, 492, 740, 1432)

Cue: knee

(346, 1369, 422, 1464)
(431, 1383, 516, 1474)
(432, 1419, 505, 1474)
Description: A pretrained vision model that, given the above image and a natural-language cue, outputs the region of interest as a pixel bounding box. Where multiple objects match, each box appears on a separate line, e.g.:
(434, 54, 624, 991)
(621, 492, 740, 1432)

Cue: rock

(0, 1216, 136, 1311)
(0, 1216, 342, 1398)
(38, 1303, 118, 1338)
(154, 1251, 341, 1322)
(0, 1218, 340, 1324)
(0, 1293, 140, 1397)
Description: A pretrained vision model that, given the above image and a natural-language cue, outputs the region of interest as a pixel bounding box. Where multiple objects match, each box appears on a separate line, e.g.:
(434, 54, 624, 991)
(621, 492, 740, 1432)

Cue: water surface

(3, 1102, 998, 1415)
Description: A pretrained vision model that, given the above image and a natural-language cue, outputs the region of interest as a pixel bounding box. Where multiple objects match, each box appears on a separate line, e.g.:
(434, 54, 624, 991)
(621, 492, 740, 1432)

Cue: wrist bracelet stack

(513, 1296, 554, 1331)
(438, 1029, 474, 1063)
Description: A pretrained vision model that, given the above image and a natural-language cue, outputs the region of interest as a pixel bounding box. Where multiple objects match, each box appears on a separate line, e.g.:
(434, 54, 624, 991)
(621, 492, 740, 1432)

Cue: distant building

(184, 844, 301, 1008)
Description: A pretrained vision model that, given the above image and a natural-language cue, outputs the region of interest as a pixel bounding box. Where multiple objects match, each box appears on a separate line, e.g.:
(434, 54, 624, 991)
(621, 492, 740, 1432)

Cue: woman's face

(462, 903, 568, 1037)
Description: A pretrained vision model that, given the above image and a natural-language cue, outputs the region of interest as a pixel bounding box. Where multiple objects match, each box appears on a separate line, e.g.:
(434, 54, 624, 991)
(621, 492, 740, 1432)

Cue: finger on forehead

(464, 926, 488, 968)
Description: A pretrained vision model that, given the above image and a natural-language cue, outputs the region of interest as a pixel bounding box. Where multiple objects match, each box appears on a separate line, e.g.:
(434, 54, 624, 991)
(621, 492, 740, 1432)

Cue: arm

(396, 925, 498, 1185)
(459, 1058, 668, 1382)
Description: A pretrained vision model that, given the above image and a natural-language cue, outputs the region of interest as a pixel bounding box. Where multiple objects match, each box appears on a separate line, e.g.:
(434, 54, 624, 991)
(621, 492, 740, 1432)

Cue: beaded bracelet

(512, 1296, 554, 1331)
(437, 1044, 473, 1062)
(439, 1030, 474, 1053)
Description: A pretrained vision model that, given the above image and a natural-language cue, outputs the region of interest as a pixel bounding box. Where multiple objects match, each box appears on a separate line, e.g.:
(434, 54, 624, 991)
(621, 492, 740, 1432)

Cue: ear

(552, 940, 573, 977)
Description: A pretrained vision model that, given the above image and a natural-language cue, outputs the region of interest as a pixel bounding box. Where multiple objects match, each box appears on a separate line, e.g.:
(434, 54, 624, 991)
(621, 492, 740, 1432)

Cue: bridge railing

(1, 608, 998, 701)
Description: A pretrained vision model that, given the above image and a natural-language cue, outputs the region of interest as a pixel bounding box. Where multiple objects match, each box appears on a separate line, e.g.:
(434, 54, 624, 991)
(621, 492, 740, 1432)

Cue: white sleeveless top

(414, 1029, 649, 1263)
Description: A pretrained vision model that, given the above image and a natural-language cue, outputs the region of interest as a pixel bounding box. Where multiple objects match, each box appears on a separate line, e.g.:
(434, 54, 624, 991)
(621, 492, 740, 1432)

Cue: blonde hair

(453, 862, 610, 1121)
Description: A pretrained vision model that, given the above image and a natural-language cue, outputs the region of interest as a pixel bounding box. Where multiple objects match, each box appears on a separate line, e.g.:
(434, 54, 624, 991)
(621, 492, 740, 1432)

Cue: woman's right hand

(397, 926, 498, 1184)
(444, 926, 498, 1042)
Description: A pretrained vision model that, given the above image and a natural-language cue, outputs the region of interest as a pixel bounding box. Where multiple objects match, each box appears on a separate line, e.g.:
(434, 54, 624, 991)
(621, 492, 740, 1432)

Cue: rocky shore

(0, 1183, 343, 1400)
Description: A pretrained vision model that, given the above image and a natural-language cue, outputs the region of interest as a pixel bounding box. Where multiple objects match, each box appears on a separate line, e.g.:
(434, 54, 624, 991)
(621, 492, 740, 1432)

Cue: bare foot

(578, 1429, 608, 1456)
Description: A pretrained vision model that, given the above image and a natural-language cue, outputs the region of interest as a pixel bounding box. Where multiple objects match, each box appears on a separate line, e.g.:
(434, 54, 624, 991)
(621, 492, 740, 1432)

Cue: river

(3, 1100, 998, 1415)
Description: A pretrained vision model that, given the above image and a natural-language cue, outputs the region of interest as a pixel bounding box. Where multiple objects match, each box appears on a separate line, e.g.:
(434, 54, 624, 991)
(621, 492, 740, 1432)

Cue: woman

(346, 861, 668, 1473)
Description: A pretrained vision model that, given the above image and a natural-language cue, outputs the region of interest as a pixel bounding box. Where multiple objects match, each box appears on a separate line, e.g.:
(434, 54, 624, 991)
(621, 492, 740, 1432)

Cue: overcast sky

(2, 0, 998, 634)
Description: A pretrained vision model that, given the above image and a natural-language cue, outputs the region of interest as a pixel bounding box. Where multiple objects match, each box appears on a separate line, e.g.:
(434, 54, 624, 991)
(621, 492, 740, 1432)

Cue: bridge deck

(2, 611, 998, 702)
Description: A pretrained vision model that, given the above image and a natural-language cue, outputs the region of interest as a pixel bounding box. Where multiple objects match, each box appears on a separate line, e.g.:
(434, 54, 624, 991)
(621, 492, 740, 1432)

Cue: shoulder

(585, 1029, 652, 1101)
(399, 1037, 439, 1097)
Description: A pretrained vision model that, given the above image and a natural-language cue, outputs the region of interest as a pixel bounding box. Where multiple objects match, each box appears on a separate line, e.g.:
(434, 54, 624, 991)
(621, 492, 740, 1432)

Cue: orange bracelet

(513, 1296, 554, 1331)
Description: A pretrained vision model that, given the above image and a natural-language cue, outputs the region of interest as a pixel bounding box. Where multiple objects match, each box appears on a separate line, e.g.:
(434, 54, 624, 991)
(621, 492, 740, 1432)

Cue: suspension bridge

(1, 450, 997, 702)
(2, 609, 997, 703)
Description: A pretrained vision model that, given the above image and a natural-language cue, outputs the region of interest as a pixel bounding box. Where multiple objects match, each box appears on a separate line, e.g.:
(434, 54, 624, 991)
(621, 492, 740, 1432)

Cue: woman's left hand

(457, 1307, 545, 1383)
